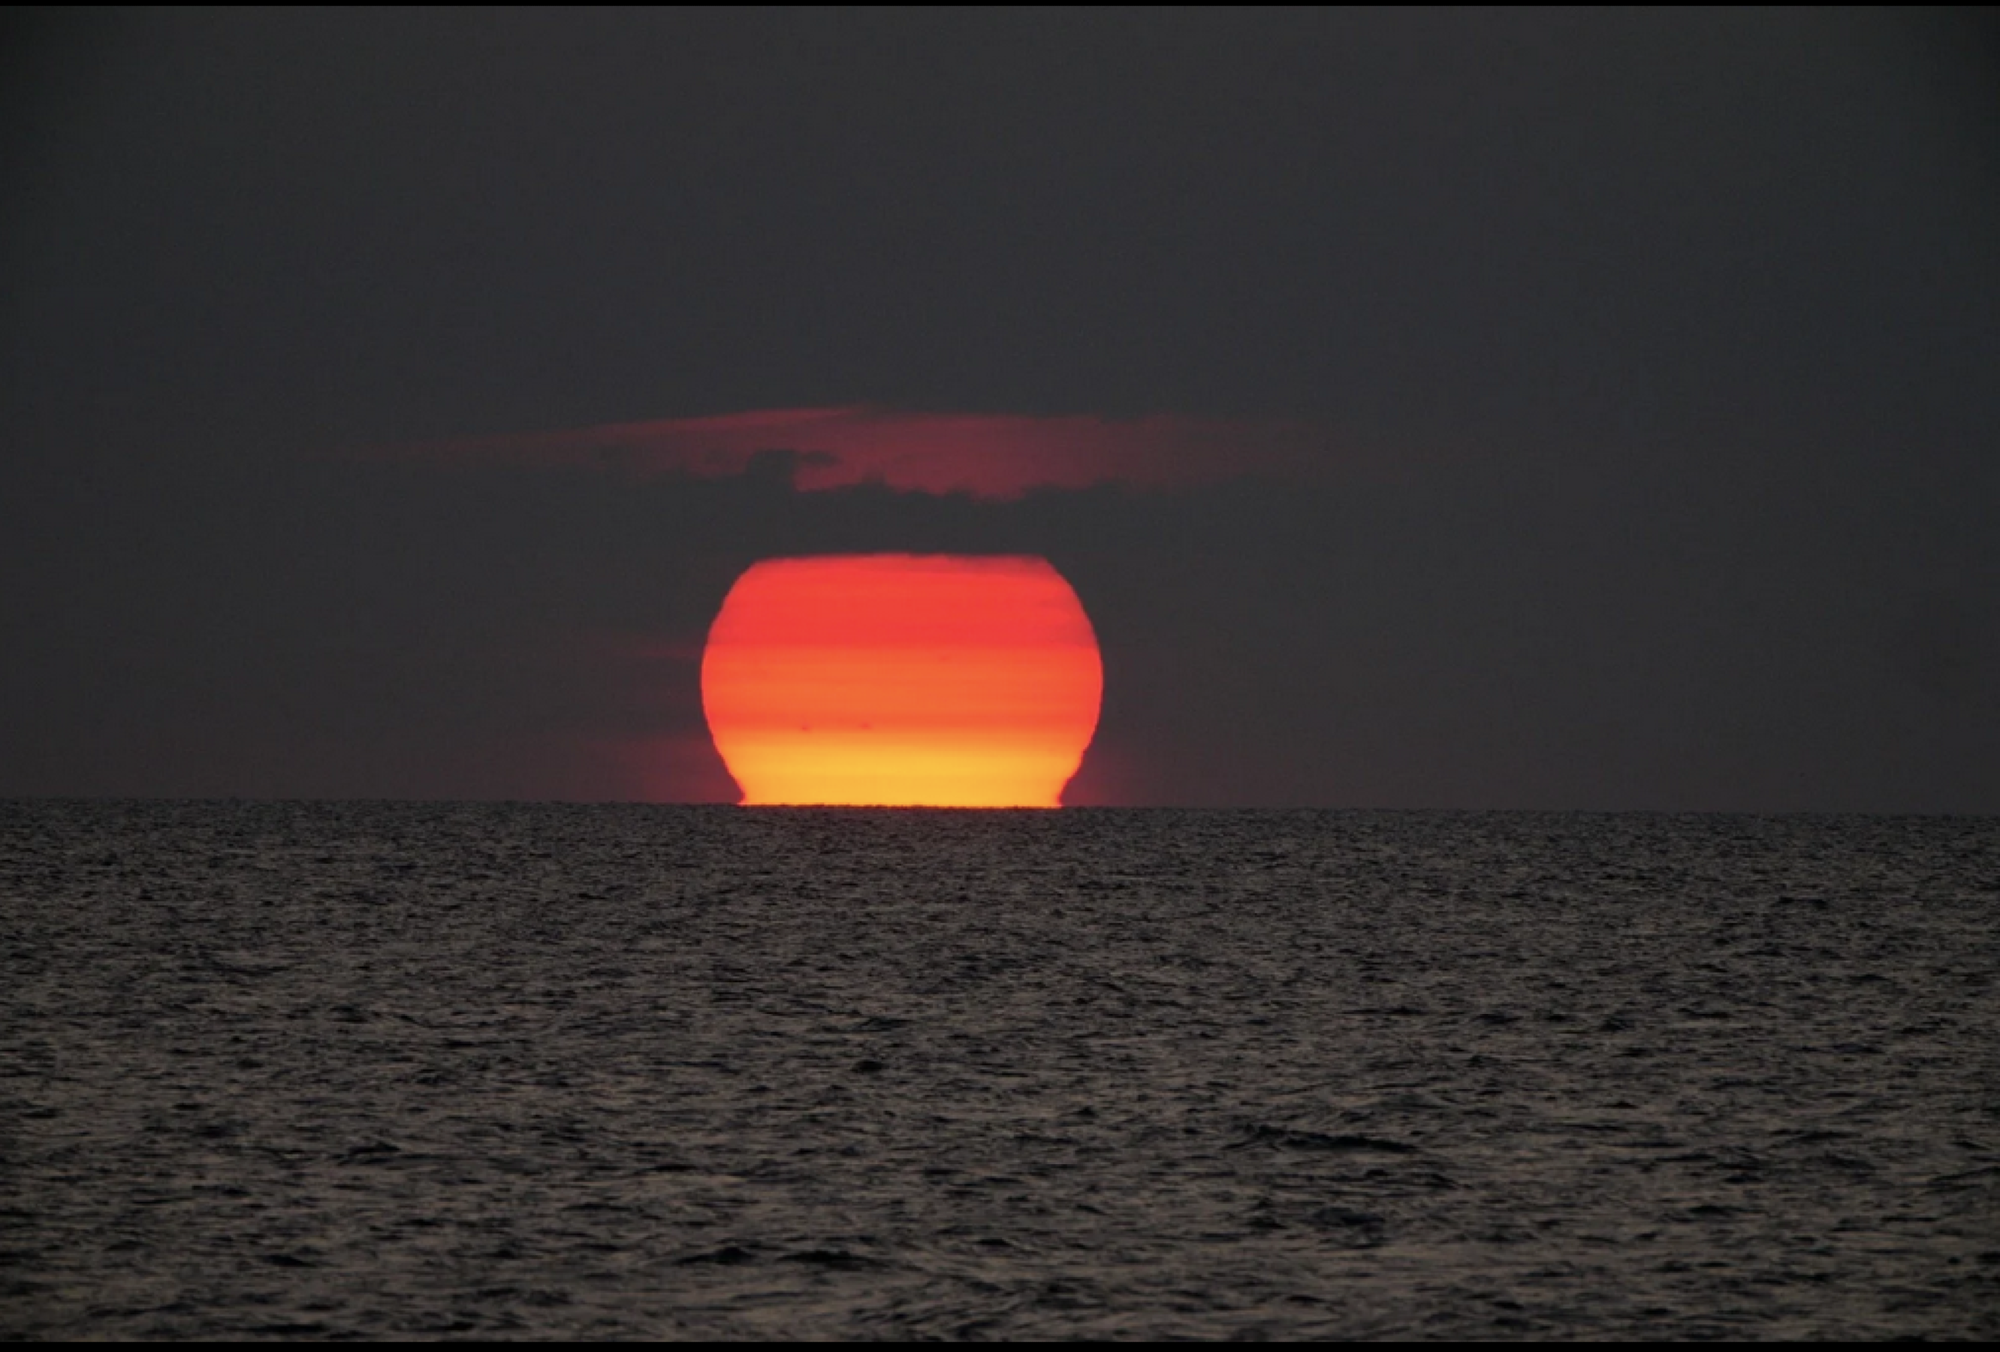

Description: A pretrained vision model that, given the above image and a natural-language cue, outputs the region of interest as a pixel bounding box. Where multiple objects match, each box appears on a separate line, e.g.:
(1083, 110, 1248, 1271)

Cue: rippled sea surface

(4, 802, 1998, 1339)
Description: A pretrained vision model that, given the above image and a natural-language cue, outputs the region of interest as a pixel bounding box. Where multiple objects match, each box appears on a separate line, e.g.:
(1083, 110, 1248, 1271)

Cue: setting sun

(700, 555, 1102, 806)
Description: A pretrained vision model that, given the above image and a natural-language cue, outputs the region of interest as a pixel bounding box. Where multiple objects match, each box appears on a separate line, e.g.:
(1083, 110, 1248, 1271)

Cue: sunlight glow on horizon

(700, 555, 1103, 807)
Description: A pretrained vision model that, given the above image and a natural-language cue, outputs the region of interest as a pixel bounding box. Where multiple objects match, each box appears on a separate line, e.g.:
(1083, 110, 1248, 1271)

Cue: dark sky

(3, 8, 1996, 810)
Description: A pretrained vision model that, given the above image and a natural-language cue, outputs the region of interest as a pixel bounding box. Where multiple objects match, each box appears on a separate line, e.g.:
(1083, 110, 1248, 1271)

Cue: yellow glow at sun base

(700, 555, 1103, 806)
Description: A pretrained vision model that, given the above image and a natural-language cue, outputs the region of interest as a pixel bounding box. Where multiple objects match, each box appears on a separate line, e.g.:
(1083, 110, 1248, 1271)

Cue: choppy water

(3, 802, 1997, 1339)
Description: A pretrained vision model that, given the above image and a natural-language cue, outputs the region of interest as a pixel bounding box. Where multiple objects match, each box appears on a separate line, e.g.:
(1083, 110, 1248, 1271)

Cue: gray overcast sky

(2, 7, 1996, 809)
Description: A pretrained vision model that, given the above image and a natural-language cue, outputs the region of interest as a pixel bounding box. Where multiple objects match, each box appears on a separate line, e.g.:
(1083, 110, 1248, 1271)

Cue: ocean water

(3, 801, 1996, 1339)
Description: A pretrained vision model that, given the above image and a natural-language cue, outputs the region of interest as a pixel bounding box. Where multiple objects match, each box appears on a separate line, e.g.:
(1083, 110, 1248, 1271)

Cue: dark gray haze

(3, 9, 1996, 808)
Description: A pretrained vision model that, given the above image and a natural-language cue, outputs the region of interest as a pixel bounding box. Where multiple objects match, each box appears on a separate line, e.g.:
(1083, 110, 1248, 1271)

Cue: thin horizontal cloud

(394, 406, 1330, 499)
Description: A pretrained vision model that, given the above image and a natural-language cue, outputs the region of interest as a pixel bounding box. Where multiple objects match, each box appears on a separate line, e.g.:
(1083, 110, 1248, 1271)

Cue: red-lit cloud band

(403, 406, 1325, 499)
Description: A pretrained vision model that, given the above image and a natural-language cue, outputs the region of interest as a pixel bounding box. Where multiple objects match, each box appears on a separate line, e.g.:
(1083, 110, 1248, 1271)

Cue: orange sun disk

(700, 555, 1103, 807)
